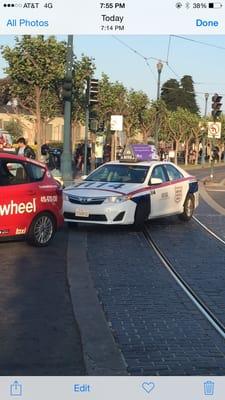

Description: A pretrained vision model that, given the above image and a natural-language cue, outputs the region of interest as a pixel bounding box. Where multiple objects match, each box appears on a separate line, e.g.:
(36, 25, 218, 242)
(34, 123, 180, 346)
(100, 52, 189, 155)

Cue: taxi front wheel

(179, 194, 194, 221)
(133, 202, 148, 231)
(27, 212, 56, 247)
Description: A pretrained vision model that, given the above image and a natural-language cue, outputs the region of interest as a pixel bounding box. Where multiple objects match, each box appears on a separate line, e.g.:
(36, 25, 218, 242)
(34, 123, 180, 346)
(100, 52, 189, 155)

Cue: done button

(196, 19, 219, 27)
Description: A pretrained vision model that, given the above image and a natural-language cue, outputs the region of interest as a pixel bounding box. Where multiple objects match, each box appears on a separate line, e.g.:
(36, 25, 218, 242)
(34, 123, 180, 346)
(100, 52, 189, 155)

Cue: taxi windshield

(86, 164, 149, 183)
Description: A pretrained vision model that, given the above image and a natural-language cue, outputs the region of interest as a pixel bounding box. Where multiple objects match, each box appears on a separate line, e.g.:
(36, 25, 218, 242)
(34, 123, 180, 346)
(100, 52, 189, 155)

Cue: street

(1, 165, 225, 375)
(0, 229, 85, 376)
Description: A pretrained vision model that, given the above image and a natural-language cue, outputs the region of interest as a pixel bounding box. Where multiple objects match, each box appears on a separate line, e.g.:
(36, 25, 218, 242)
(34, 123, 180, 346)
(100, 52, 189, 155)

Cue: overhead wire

(171, 35, 225, 51)
(112, 35, 180, 81)
(111, 35, 224, 97)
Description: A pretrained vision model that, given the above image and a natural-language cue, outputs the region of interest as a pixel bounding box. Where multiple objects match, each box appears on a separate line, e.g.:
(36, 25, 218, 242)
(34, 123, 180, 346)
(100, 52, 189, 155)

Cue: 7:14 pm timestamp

(101, 25, 125, 31)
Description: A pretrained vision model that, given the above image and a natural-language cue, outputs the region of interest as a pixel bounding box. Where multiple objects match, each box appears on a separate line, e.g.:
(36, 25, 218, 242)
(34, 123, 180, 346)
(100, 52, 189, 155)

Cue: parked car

(0, 153, 64, 246)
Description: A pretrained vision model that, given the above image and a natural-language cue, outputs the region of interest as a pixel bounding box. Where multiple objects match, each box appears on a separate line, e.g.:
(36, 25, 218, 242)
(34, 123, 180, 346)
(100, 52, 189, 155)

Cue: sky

(1, 34, 225, 114)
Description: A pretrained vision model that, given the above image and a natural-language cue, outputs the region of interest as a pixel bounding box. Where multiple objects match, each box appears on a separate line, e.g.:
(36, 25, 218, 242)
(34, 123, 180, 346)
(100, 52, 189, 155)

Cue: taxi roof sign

(120, 144, 158, 162)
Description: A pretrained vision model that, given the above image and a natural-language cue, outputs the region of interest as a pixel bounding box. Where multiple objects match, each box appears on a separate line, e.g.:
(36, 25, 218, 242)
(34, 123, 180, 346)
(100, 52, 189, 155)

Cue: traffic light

(62, 76, 73, 101)
(89, 119, 98, 132)
(89, 78, 99, 104)
(211, 93, 222, 120)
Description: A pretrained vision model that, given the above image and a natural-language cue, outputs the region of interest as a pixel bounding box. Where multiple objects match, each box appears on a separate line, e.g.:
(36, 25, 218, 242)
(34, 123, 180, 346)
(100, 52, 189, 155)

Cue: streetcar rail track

(193, 215, 225, 246)
(143, 227, 225, 340)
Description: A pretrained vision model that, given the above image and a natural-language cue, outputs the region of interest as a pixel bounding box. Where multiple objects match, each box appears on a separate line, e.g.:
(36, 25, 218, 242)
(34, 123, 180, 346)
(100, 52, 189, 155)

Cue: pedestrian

(74, 143, 82, 169)
(41, 141, 51, 165)
(41, 141, 50, 156)
(159, 148, 166, 161)
(0, 133, 4, 152)
(189, 149, 194, 164)
(16, 137, 36, 159)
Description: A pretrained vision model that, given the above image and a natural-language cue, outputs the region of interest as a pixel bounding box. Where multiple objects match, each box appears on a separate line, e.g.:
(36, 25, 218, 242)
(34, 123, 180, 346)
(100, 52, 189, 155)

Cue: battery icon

(208, 2, 223, 7)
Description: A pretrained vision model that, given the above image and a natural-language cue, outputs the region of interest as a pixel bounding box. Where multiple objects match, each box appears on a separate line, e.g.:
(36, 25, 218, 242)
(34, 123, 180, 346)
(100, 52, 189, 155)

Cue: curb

(67, 228, 128, 376)
(199, 181, 225, 217)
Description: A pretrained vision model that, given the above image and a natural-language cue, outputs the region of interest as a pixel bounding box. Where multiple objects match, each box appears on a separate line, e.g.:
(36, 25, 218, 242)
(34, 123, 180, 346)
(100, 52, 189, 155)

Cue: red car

(0, 153, 64, 246)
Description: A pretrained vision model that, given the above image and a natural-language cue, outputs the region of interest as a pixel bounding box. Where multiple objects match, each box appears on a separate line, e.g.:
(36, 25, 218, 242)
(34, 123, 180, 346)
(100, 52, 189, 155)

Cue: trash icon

(204, 381, 214, 396)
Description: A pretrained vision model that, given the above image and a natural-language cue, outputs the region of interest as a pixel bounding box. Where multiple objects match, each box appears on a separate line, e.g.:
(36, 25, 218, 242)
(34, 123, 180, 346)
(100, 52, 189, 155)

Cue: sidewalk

(67, 228, 128, 376)
(199, 169, 225, 216)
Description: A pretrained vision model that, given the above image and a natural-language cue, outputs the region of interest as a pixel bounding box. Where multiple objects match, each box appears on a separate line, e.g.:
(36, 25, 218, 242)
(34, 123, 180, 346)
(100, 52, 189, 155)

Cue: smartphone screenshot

(0, 1, 225, 399)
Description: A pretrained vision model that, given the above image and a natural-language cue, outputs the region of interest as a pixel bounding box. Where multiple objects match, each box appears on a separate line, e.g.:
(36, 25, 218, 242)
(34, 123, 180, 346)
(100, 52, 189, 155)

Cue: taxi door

(0, 159, 37, 237)
(148, 165, 173, 218)
(163, 163, 188, 215)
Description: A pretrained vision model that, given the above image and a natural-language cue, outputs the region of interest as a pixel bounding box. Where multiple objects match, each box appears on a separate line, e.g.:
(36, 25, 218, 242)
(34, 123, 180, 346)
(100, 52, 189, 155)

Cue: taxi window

(28, 163, 45, 182)
(0, 161, 29, 186)
(165, 164, 183, 181)
(150, 165, 168, 184)
(87, 164, 149, 183)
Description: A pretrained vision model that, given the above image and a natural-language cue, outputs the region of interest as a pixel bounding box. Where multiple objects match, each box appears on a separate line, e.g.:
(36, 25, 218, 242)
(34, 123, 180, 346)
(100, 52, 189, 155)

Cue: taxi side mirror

(81, 175, 88, 180)
(150, 177, 163, 185)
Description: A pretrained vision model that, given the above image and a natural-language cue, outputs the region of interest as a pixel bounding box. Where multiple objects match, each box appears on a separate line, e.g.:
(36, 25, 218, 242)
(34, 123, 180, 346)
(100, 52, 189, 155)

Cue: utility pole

(84, 78, 99, 175)
(61, 35, 73, 186)
(201, 93, 209, 165)
(210, 93, 223, 179)
(155, 60, 163, 149)
(84, 77, 90, 176)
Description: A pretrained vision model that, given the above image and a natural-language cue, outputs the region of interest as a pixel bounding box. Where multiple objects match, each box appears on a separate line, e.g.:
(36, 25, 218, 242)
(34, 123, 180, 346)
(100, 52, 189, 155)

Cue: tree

(97, 74, 127, 119)
(161, 75, 199, 114)
(0, 77, 11, 106)
(96, 74, 127, 136)
(1, 35, 67, 158)
(166, 108, 194, 164)
(180, 75, 199, 114)
(124, 90, 150, 139)
(161, 79, 180, 111)
(4, 118, 24, 141)
(72, 55, 95, 125)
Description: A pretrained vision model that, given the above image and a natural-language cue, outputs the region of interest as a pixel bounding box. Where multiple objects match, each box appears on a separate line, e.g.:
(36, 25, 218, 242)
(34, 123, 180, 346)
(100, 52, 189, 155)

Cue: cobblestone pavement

(148, 215, 225, 326)
(85, 223, 225, 376)
(0, 229, 85, 375)
(195, 197, 225, 240)
(193, 165, 225, 239)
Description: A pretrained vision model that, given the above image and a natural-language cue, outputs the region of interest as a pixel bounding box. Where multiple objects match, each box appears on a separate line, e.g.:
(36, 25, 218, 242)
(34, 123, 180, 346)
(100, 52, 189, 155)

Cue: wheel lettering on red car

(0, 198, 36, 216)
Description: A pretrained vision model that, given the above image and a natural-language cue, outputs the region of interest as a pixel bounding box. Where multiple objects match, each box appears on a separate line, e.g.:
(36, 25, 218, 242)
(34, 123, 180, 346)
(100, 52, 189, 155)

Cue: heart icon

(142, 382, 155, 394)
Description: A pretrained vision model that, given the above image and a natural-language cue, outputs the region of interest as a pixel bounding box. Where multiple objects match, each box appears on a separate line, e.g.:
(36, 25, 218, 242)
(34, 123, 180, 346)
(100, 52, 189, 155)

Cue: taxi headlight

(104, 195, 130, 204)
(63, 193, 69, 201)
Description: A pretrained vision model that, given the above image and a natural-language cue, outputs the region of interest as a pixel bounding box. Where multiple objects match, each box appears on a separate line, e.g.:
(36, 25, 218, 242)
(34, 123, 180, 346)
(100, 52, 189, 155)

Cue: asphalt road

(0, 228, 85, 376)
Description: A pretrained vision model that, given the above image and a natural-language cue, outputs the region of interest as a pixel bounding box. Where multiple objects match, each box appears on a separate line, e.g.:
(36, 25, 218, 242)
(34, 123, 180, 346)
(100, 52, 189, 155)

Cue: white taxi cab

(63, 147, 198, 229)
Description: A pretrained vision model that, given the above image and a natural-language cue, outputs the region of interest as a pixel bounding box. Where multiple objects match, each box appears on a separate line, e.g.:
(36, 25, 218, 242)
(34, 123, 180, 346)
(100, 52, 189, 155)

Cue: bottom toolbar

(0, 377, 224, 400)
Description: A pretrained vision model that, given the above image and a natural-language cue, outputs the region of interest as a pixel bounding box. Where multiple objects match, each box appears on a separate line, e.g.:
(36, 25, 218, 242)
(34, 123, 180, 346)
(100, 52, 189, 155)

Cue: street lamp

(201, 93, 209, 165)
(155, 61, 163, 149)
(156, 60, 163, 100)
(204, 92, 209, 117)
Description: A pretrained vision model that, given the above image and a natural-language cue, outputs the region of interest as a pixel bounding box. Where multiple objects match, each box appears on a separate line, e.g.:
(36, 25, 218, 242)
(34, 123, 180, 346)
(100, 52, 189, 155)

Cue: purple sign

(131, 144, 158, 161)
